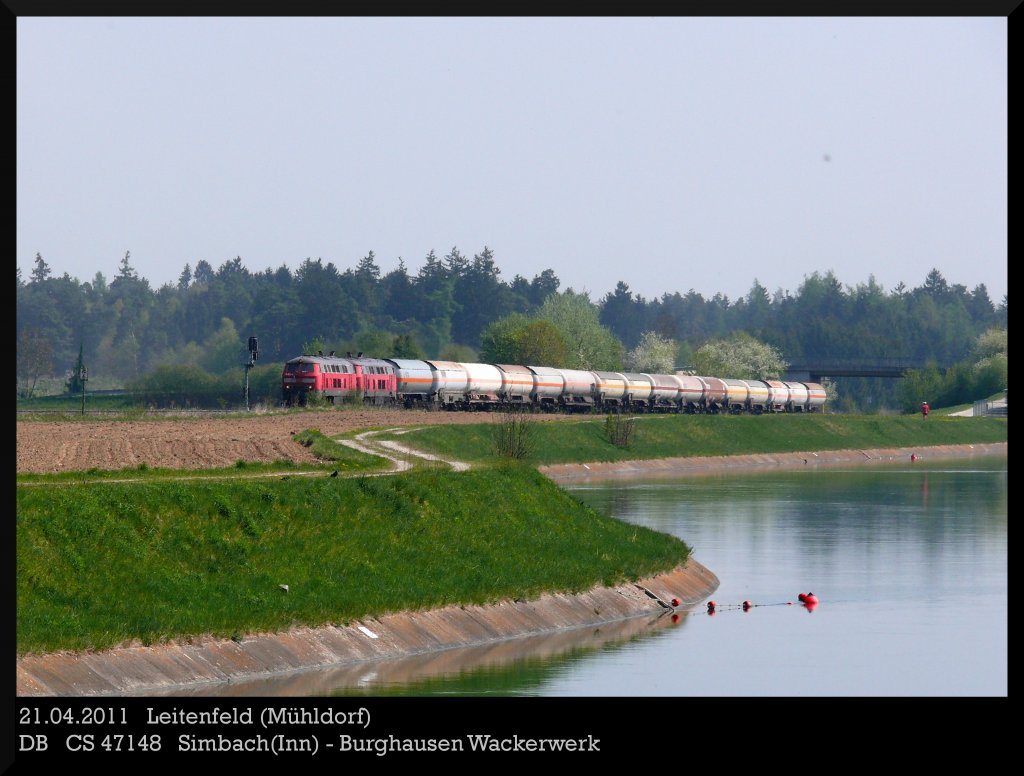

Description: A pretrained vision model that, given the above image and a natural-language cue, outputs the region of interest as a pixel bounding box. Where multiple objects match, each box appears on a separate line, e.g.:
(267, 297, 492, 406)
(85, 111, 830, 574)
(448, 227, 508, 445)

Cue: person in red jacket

(921, 401, 930, 418)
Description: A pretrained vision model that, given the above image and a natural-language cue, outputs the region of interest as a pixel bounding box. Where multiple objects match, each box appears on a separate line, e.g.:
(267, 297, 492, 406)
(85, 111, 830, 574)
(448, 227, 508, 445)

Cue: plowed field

(16, 409, 574, 474)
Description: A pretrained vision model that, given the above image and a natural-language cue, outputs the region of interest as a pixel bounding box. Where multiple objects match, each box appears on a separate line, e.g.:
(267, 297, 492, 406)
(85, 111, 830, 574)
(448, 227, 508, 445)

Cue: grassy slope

(17, 465, 689, 655)
(381, 413, 1008, 465)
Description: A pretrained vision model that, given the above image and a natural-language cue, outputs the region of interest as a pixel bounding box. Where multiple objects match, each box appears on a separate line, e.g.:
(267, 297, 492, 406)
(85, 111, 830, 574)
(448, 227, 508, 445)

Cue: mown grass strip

(17, 464, 690, 655)
(377, 413, 1008, 466)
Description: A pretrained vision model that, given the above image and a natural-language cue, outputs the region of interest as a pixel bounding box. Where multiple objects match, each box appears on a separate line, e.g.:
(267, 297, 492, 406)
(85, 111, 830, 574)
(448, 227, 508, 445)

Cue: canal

(189, 455, 1007, 697)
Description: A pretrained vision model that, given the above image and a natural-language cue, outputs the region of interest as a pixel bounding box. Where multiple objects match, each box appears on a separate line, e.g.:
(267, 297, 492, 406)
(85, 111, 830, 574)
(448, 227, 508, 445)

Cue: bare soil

(16, 409, 574, 474)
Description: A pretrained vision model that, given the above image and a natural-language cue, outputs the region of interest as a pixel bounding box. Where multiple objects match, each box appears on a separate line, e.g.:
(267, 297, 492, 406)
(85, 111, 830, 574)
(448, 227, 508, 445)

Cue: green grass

(377, 413, 1008, 466)
(16, 393, 139, 412)
(290, 428, 387, 471)
(16, 465, 690, 655)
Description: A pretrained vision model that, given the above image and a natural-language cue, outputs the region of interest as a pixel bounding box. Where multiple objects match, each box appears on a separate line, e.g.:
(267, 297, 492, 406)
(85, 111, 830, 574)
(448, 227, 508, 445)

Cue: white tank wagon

(425, 360, 469, 406)
(698, 376, 728, 413)
(460, 362, 503, 405)
(555, 368, 597, 409)
(646, 373, 684, 411)
(495, 364, 535, 404)
(622, 373, 655, 409)
(784, 381, 810, 412)
(528, 365, 565, 406)
(804, 382, 828, 412)
(722, 379, 750, 413)
(386, 358, 435, 406)
(741, 380, 771, 413)
(674, 374, 707, 413)
(764, 380, 790, 412)
(592, 371, 628, 408)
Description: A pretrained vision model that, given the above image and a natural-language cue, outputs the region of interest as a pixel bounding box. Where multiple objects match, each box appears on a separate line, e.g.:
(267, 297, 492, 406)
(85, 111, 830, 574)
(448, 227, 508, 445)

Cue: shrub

(604, 412, 637, 448)
(492, 410, 535, 460)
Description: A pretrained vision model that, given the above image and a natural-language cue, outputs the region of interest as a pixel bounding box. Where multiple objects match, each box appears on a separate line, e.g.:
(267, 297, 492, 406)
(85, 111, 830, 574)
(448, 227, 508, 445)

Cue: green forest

(16, 247, 1007, 412)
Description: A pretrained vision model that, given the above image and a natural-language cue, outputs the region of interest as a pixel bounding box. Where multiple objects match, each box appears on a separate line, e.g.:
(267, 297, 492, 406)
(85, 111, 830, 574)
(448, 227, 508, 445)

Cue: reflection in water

(152, 611, 683, 697)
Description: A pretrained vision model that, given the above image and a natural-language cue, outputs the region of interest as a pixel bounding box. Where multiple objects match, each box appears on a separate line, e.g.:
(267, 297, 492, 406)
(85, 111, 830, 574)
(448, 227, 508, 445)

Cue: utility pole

(244, 336, 258, 411)
(79, 365, 88, 415)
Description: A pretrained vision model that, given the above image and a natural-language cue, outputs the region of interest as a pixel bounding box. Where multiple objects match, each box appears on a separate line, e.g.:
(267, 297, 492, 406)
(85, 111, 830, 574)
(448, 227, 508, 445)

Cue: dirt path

(337, 427, 470, 473)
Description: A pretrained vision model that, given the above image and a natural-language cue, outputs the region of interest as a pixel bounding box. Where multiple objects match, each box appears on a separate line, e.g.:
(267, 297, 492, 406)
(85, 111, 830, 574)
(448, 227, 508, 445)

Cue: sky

(16, 16, 1008, 305)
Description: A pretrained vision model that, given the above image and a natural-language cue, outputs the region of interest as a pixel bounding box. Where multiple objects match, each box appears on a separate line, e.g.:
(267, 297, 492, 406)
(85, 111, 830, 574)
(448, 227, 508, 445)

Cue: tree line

(17, 248, 1006, 411)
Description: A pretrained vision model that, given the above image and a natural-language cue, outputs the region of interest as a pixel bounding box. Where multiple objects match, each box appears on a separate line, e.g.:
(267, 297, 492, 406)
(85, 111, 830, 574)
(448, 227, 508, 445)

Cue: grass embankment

(16, 465, 690, 655)
(379, 413, 1008, 466)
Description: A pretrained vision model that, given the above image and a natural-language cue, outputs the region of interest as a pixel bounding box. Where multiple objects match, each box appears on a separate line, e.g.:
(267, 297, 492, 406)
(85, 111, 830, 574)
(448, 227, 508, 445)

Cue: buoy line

(663, 592, 822, 623)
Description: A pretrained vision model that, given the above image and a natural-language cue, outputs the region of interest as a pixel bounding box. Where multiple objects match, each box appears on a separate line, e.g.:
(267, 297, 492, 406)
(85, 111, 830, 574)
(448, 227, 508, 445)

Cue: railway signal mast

(244, 336, 258, 411)
(79, 364, 88, 415)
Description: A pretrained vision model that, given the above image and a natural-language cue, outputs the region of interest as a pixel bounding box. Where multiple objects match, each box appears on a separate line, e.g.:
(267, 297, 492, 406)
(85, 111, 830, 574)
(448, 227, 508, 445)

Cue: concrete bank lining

(539, 443, 1007, 483)
(17, 560, 718, 697)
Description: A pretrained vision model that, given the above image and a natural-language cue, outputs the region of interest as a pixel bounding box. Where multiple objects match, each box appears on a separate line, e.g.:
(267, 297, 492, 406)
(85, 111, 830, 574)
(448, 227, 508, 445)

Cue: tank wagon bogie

(283, 353, 827, 414)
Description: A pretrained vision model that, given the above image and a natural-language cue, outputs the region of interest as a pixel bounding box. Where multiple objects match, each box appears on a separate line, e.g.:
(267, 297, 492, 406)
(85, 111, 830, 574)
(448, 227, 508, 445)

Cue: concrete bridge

(783, 357, 950, 383)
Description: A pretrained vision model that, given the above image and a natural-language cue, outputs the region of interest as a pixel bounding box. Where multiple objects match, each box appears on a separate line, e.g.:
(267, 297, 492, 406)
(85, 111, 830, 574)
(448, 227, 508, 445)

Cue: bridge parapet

(784, 357, 945, 380)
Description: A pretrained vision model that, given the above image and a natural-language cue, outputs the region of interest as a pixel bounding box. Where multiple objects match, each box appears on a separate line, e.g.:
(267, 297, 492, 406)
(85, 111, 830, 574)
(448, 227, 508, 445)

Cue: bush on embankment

(16, 465, 690, 655)
(380, 413, 1008, 465)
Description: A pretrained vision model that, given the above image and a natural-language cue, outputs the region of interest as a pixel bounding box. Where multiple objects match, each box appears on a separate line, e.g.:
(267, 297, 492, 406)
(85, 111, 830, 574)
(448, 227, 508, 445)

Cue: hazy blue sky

(17, 17, 1007, 304)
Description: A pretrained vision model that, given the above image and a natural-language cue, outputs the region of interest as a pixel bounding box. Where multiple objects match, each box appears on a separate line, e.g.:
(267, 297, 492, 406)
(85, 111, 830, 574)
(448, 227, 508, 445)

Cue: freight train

(282, 354, 827, 413)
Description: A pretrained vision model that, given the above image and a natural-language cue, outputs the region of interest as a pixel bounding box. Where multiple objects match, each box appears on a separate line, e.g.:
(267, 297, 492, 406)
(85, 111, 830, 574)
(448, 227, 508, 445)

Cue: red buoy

(707, 600, 716, 613)
(804, 593, 819, 605)
(671, 598, 680, 607)
(797, 593, 807, 602)
(742, 600, 752, 611)
(911, 453, 918, 462)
